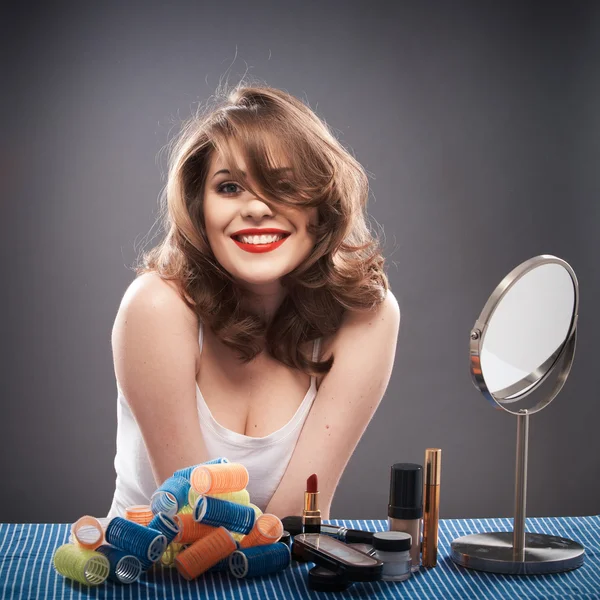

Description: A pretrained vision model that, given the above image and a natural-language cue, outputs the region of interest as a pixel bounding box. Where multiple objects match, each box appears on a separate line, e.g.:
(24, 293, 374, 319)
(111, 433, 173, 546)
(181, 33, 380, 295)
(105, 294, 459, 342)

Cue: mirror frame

(469, 255, 579, 415)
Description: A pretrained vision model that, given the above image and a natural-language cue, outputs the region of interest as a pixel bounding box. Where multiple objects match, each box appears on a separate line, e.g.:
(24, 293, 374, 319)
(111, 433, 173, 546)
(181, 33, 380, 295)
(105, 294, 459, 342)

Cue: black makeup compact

(308, 566, 352, 592)
(292, 534, 384, 582)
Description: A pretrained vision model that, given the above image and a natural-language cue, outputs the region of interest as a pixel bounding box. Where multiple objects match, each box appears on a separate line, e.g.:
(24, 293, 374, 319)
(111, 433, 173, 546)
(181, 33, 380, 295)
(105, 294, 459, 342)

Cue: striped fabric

(0, 516, 598, 599)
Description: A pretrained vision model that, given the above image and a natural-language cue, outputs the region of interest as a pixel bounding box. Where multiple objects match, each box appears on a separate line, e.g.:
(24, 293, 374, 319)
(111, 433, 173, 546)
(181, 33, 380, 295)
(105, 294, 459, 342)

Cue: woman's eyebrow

(211, 167, 293, 179)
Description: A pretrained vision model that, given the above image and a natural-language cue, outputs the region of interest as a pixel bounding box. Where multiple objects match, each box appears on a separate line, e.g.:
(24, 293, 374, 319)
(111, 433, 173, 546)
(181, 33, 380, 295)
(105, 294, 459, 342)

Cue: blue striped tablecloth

(0, 516, 598, 599)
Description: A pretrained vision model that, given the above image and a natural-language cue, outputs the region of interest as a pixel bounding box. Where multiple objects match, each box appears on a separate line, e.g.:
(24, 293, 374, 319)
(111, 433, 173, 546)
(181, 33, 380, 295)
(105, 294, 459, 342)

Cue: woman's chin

(232, 272, 288, 289)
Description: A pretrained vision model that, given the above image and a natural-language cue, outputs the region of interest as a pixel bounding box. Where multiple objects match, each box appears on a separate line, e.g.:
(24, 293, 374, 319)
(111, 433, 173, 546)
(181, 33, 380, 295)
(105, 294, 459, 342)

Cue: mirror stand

(451, 331, 585, 575)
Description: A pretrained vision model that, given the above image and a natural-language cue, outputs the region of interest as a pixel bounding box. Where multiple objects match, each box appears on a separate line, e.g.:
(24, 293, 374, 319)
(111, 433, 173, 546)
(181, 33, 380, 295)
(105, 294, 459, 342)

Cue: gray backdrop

(2, 1, 599, 524)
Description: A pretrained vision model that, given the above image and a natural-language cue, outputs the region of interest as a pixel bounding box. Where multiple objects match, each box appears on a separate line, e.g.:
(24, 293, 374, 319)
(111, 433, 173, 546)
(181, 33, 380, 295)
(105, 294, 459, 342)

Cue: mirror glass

(480, 263, 575, 402)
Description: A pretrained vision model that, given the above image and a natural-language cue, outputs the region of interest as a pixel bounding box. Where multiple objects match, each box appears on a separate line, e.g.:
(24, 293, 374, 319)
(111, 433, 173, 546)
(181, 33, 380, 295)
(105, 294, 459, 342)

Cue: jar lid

(373, 531, 412, 552)
(281, 516, 303, 536)
(388, 463, 423, 519)
(278, 531, 291, 547)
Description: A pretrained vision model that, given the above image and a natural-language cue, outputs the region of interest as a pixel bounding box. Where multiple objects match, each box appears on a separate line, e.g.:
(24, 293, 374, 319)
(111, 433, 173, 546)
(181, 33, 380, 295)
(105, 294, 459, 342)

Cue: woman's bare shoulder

(114, 272, 199, 355)
(326, 289, 400, 351)
(121, 271, 184, 303)
(315, 290, 399, 388)
(120, 272, 195, 318)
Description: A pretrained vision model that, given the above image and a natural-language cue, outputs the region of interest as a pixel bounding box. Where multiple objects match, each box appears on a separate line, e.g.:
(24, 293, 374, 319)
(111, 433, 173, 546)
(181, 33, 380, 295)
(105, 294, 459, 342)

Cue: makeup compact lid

(388, 463, 423, 520)
(292, 534, 384, 581)
(308, 566, 352, 592)
(373, 531, 412, 552)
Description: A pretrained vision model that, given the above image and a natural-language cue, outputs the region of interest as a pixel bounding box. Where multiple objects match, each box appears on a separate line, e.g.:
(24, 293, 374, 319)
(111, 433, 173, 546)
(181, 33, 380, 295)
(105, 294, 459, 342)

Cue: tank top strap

(311, 337, 322, 363)
(310, 337, 322, 386)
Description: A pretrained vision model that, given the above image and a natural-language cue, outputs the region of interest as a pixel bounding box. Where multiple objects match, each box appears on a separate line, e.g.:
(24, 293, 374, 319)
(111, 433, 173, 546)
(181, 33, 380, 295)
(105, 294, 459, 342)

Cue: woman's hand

(265, 289, 401, 518)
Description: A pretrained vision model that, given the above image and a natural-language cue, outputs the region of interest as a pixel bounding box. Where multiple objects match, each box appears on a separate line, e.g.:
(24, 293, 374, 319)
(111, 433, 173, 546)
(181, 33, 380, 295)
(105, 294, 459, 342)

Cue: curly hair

(136, 82, 389, 377)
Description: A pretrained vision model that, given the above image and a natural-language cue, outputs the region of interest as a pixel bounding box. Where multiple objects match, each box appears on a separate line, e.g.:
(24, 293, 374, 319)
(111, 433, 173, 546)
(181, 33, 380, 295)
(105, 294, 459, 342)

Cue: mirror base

(450, 532, 584, 575)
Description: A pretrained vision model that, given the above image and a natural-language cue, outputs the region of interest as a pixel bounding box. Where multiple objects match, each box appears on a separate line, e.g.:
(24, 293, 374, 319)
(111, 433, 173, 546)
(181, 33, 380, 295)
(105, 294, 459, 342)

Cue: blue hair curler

(229, 543, 291, 578)
(150, 475, 191, 516)
(194, 495, 255, 534)
(148, 513, 180, 544)
(95, 544, 142, 584)
(105, 517, 167, 570)
(207, 556, 231, 573)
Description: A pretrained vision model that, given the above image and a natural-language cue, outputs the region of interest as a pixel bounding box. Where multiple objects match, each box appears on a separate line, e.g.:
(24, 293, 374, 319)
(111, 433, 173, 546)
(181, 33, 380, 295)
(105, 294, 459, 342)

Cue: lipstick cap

(388, 463, 423, 520)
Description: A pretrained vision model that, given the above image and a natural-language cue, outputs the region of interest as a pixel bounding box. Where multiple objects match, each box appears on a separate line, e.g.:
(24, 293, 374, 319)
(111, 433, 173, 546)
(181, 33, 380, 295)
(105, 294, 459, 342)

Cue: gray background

(2, 1, 599, 524)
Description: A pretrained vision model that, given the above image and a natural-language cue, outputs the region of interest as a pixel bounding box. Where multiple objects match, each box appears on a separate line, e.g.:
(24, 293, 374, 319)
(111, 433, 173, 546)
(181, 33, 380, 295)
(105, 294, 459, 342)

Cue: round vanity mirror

(452, 255, 584, 575)
(470, 257, 578, 414)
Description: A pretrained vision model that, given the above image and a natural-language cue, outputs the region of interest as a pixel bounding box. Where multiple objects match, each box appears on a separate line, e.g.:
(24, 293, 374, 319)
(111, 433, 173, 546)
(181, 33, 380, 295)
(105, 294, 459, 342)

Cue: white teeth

(236, 234, 286, 244)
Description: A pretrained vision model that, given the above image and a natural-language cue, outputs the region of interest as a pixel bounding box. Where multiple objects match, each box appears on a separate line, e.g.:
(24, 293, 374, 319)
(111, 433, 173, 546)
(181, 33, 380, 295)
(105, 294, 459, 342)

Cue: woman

(106, 84, 400, 520)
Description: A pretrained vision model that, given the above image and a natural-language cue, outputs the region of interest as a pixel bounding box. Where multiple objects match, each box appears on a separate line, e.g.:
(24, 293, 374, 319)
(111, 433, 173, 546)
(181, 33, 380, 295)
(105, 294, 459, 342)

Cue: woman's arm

(111, 272, 210, 487)
(265, 289, 401, 518)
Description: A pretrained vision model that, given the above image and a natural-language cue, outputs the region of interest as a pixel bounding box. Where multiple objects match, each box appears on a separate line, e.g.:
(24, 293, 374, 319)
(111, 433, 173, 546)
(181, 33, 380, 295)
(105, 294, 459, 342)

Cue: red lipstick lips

(231, 228, 291, 254)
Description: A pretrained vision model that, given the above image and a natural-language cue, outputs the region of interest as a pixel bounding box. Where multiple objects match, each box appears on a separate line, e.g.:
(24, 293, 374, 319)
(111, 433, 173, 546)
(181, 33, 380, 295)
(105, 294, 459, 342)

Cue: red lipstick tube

(303, 474, 321, 534)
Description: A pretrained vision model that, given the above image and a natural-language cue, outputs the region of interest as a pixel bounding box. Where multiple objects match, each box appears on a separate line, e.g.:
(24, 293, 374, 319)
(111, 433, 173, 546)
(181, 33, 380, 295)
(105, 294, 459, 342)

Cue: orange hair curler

(71, 516, 105, 550)
(173, 513, 218, 544)
(239, 514, 283, 548)
(190, 463, 249, 495)
(175, 526, 237, 580)
(124, 505, 154, 526)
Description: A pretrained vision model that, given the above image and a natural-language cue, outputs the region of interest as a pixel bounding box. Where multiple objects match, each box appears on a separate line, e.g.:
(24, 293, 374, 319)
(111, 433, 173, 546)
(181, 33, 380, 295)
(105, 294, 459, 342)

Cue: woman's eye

(276, 180, 294, 192)
(217, 182, 242, 195)
(216, 180, 294, 196)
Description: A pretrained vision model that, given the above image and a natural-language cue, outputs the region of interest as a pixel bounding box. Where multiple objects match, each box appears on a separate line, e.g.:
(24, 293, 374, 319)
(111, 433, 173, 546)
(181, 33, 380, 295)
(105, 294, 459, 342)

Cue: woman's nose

(240, 195, 275, 219)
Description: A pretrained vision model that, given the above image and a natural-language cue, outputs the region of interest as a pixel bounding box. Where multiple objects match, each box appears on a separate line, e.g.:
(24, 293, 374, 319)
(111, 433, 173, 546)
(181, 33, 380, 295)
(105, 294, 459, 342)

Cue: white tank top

(107, 323, 321, 518)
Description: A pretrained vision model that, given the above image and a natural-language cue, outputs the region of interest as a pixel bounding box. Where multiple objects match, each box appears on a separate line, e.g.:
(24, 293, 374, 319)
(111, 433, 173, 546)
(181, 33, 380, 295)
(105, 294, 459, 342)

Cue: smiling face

(202, 142, 318, 297)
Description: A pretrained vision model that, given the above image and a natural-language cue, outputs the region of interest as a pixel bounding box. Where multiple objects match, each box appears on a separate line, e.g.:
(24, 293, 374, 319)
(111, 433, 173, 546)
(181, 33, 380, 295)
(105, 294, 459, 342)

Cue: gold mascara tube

(422, 448, 441, 567)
